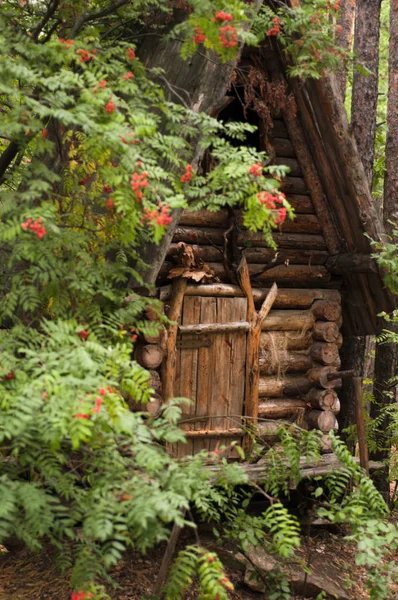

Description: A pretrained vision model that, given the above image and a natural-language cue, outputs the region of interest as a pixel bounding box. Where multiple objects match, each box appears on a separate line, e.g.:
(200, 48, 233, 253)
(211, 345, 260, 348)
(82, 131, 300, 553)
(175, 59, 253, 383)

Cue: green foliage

(253, 0, 349, 79)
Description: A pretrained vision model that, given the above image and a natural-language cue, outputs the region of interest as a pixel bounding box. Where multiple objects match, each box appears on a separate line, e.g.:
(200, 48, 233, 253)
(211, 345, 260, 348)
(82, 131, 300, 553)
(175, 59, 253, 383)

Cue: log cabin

(134, 39, 393, 461)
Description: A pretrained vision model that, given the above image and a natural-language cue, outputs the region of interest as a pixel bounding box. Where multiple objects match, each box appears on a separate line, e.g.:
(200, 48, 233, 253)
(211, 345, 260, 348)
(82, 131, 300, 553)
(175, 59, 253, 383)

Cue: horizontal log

(273, 137, 296, 158)
(273, 157, 302, 177)
(129, 393, 163, 415)
(135, 344, 164, 369)
(172, 226, 327, 250)
(272, 119, 288, 138)
(285, 194, 314, 214)
(325, 253, 378, 274)
(307, 366, 341, 389)
(313, 321, 340, 343)
(258, 398, 308, 418)
(311, 342, 340, 365)
(160, 262, 332, 286)
(260, 330, 313, 351)
(258, 375, 313, 397)
(306, 388, 339, 410)
(183, 421, 291, 440)
(179, 321, 249, 335)
(166, 244, 328, 266)
(159, 284, 341, 308)
(259, 352, 312, 375)
(311, 299, 341, 321)
(280, 176, 309, 195)
(306, 409, 336, 432)
(143, 327, 165, 345)
(149, 369, 162, 396)
(262, 310, 315, 331)
(178, 210, 322, 234)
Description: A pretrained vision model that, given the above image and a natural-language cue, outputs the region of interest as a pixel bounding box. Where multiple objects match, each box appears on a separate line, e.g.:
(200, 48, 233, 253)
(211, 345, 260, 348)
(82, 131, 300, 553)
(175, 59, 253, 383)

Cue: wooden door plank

(177, 296, 201, 457)
(228, 297, 247, 457)
(194, 297, 217, 454)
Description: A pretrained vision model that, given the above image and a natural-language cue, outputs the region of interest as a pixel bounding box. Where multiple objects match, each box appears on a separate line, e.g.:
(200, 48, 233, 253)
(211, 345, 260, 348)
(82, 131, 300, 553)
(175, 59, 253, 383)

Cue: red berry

(78, 330, 89, 340)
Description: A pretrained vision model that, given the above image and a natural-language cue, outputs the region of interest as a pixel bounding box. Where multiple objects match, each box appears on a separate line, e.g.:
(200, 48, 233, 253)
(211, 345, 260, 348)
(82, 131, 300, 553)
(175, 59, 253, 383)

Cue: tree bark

(135, 4, 264, 286)
(336, 0, 356, 100)
(371, 1, 398, 497)
(351, 0, 382, 186)
(339, 336, 366, 450)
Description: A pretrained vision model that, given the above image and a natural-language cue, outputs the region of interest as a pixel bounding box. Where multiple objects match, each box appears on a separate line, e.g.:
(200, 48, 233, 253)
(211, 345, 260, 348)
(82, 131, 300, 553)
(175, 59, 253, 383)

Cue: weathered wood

(177, 296, 202, 456)
(313, 321, 340, 343)
(136, 344, 164, 369)
(306, 388, 339, 411)
(311, 299, 342, 321)
(172, 226, 327, 250)
(272, 119, 288, 138)
(307, 366, 339, 389)
(282, 100, 341, 255)
(166, 243, 328, 266)
(326, 253, 378, 274)
(194, 297, 216, 453)
(184, 421, 291, 440)
(258, 375, 313, 397)
(273, 157, 302, 177)
(311, 342, 340, 366)
(162, 278, 187, 401)
(261, 330, 313, 351)
(285, 194, 314, 213)
(152, 510, 187, 598)
(354, 376, 369, 473)
(160, 261, 332, 286)
(238, 258, 278, 441)
(179, 321, 249, 335)
(273, 137, 296, 158)
(262, 310, 315, 332)
(306, 410, 337, 432)
(259, 352, 312, 375)
(160, 284, 341, 309)
(178, 209, 322, 234)
(129, 393, 163, 415)
(280, 176, 308, 195)
(149, 369, 162, 396)
(258, 399, 307, 419)
(143, 326, 165, 345)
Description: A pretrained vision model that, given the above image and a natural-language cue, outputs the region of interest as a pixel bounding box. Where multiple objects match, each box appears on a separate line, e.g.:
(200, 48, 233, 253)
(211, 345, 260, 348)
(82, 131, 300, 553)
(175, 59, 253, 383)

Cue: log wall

(148, 113, 345, 455)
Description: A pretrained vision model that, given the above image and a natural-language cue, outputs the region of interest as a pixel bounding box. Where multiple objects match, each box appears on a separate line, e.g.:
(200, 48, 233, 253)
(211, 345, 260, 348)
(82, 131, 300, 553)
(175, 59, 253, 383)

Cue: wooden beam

(325, 253, 378, 274)
(162, 277, 187, 401)
(353, 376, 369, 473)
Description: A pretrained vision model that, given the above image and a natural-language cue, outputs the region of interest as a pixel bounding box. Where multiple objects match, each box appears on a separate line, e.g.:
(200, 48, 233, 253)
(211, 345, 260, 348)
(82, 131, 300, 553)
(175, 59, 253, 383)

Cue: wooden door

(174, 295, 247, 456)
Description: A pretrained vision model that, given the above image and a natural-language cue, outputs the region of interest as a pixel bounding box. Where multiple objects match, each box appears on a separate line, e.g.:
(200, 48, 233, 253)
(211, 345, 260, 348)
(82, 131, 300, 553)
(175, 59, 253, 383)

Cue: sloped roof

(263, 40, 394, 335)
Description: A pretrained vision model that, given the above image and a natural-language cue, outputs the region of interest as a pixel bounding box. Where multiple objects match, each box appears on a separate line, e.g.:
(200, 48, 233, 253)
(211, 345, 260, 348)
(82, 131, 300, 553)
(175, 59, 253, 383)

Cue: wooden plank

(160, 284, 341, 308)
(172, 227, 327, 250)
(162, 278, 187, 403)
(177, 296, 201, 457)
(193, 297, 217, 454)
(227, 297, 247, 456)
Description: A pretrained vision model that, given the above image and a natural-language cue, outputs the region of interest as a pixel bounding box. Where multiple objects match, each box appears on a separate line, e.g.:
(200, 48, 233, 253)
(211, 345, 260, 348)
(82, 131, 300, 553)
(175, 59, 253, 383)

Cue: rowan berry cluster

(105, 98, 116, 113)
(248, 162, 263, 176)
(143, 204, 172, 227)
(257, 191, 285, 208)
(58, 38, 74, 47)
(76, 48, 96, 63)
(181, 164, 193, 182)
(127, 48, 136, 60)
(266, 17, 281, 36)
(130, 172, 149, 201)
(219, 25, 238, 48)
(192, 26, 206, 44)
(21, 218, 46, 239)
(122, 71, 134, 80)
(212, 11, 233, 22)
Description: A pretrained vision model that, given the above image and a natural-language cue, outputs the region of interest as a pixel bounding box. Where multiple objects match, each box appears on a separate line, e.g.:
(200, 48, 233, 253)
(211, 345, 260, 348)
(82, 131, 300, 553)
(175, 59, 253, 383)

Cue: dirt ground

(0, 525, 390, 600)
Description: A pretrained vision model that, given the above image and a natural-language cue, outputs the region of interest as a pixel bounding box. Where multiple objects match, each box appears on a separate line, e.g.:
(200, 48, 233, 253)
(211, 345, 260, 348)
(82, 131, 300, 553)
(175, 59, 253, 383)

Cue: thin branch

(70, 0, 130, 38)
(31, 0, 60, 42)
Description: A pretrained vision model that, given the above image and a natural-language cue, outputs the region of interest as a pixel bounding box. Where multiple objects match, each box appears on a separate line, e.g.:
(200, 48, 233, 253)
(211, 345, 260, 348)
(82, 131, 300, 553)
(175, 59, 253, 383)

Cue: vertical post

(237, 258, 278, 451)
(353, 376, 369, 473)
(162, 277, 187, 402)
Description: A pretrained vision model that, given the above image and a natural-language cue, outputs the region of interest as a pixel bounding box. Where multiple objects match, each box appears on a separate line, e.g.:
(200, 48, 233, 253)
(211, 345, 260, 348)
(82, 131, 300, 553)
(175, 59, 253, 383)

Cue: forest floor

(0, 524, 395, 600)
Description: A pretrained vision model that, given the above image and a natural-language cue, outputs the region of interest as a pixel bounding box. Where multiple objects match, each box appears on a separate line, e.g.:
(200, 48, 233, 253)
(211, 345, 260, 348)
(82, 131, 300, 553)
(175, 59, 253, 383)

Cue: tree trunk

(336, 0, 356, 100)
(339, 336, 366, 450)
(351, 0, 382, 186)
(135, 3, 263, 287)
(371, 0, 398, 497)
